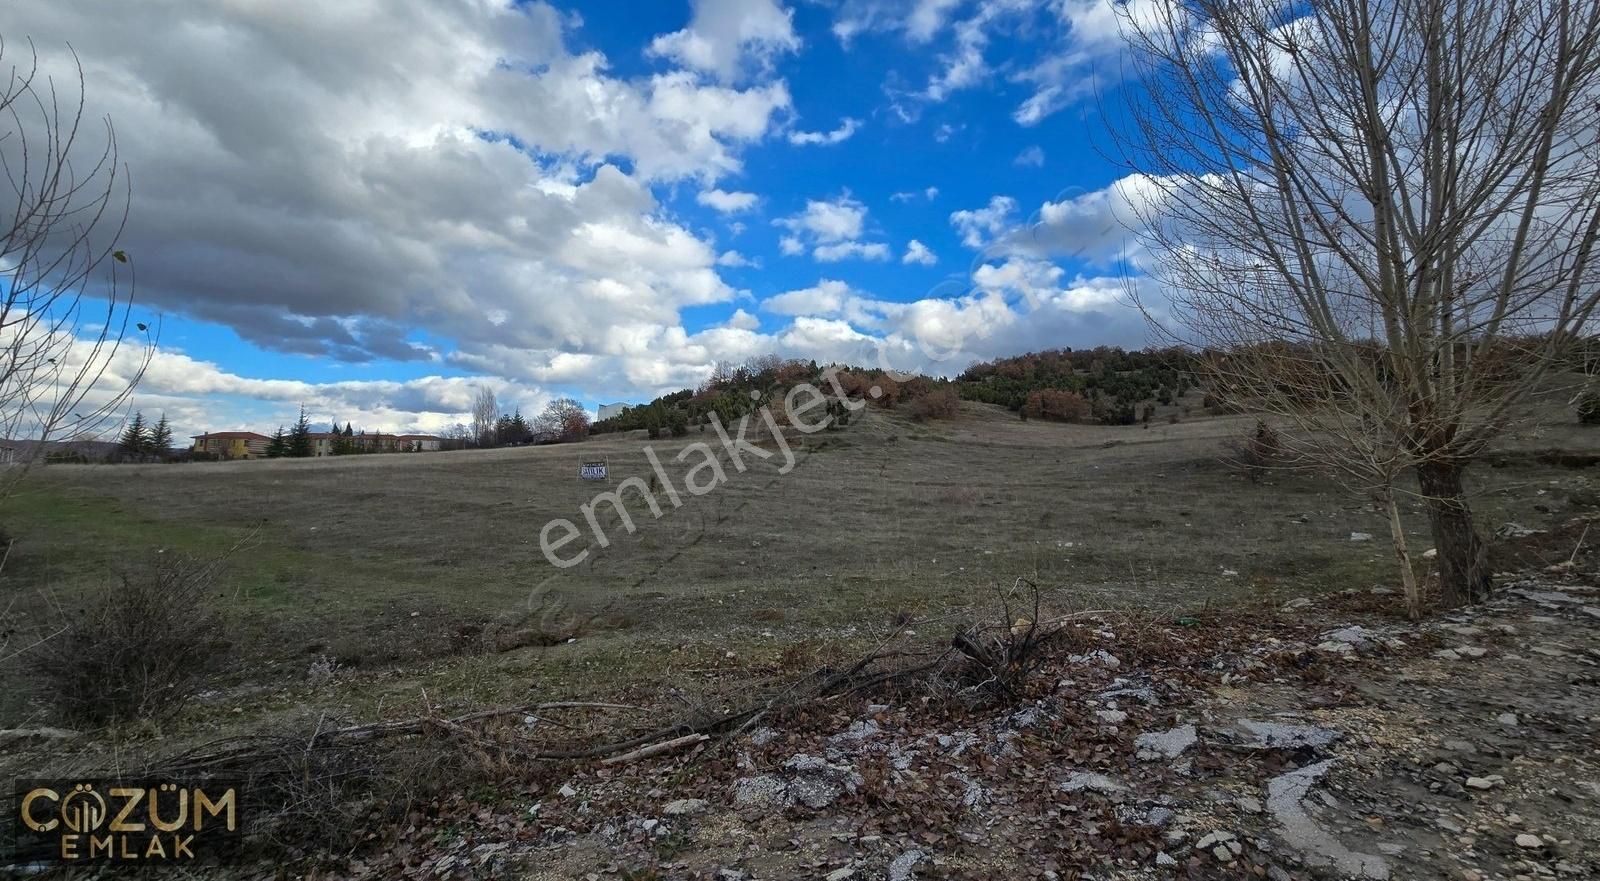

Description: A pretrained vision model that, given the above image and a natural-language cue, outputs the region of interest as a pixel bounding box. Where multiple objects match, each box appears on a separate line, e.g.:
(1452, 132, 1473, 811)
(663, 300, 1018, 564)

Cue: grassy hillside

(4, 391, 1592, 734)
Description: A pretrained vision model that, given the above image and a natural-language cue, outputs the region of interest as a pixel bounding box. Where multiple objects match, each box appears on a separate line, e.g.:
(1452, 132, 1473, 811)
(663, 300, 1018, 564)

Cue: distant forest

(590, 347, 1204, 434)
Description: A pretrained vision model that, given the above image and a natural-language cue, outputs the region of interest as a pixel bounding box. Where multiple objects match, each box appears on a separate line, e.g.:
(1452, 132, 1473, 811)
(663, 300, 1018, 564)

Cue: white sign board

(579, 460, 608, 481)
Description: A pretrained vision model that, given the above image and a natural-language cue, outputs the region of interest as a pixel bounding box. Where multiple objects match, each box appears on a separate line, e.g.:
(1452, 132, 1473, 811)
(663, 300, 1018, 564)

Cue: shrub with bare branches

(36, 556, 230, 725)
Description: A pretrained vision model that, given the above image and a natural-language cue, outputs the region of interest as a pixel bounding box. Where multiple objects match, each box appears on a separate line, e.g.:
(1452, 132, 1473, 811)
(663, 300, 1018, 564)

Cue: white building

(598, 402, 630, 421)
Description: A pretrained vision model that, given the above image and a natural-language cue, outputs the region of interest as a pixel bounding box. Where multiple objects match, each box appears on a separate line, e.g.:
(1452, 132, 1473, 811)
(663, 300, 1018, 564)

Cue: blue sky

(11, 0, 1159, 439)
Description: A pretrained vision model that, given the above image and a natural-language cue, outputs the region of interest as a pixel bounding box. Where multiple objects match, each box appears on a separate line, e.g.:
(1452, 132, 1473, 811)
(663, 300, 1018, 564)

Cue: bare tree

(536, 397, 589, 442)
(470, 386, 497, 448)
(1117, 0, 1600, 609)
(1, 39, 152, 495)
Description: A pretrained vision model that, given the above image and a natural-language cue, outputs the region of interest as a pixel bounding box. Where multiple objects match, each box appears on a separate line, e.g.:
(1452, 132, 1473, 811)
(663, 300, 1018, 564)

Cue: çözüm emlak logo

(13, 780, 241, 862)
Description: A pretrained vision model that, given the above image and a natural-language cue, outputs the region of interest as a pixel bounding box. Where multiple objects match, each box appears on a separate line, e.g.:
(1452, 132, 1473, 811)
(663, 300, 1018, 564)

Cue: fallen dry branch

(600, 733, 709, 765)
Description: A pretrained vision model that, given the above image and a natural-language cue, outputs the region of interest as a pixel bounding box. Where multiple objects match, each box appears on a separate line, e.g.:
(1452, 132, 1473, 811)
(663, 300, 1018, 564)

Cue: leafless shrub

(36, 556, 230, 725)
(1224, 419, 1285, 482)
(949, 579, 1055, 702)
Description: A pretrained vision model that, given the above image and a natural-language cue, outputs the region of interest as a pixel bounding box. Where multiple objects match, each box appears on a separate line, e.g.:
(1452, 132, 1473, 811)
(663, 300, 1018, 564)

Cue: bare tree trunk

(1382, 487, 1422, 620)
(1414, 461, 1491, 608)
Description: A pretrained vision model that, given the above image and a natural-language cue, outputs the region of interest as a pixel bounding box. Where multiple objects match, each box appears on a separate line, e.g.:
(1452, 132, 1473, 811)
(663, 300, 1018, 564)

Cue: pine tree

(288, 406, 313, 457)
(266, 426, 288, 458)
(119, 412, 148, 454)
(151, 414, 173, 455)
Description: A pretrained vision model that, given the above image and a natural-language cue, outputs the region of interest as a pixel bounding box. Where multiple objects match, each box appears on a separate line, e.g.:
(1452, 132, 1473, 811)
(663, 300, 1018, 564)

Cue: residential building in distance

(191, 431, 271, 459)
(190, 430, 444, 459)
(308, 432, 445, 455)
(598, 402, 630, 421)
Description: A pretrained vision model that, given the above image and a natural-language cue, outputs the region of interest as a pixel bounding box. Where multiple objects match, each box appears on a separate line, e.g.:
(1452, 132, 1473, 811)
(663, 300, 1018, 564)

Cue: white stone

(1135, 724, 1198, 761)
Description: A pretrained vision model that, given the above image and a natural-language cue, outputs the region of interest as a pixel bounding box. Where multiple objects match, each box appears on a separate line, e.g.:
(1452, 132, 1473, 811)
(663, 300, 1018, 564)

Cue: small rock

(662, 798, 708, 816)
(1455, 646, 1488, 659)
(558, 783, 578, 798)
(1464, 775, 1503, 790)
(1350, 532, 1373, 542)
(1320, 625, 1373, 647)
(1235, 719, 1342, 751)
(1422, 548, 1438, 559)
(1136, 724, 1198, 761)
(829, 719, 882, 746)
(825, 869, 855, 881)
(1155, 852, 1178, 867)
(1096, 709, 1129, 724)
(1280, 597, 1312, 613)
(1515, 833, 1543, 849)
(732, 775, 788, 809)
(1060, 771, 1126, 794)
(1237, 796, 1263, 814)
(1068, 649, 1122, 669)
(749, 727, 779, 747)
(887, 849, 927, 881)
(1434, 649, 1462, 661)
(1496, 713, 1520, 727)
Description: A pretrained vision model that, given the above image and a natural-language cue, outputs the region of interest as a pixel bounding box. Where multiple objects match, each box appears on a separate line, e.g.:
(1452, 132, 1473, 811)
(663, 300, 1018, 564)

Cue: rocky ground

(318, 540, 1599, 881)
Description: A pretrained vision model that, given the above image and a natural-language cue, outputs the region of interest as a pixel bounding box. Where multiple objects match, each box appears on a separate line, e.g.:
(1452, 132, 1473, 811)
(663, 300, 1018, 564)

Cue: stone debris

(1197, 830, 1243, 862)
(1059, 771, 1126, 794)
(749, 727, 780, 747)
(1350, 532, 1373, 542)
(337, 569, 1599, 881)
(1266, 760, 1390, 879)
(1513, 588, 1577, 605)
(828, 719, 882, 747)
(886, 848, 927, 881)
(1007, 704, 1052, 729)
(1320, 625, 1374, 648)
(661, 798, 708, 816)
(1098, 682, 1158, 704)
(732, 754, 864, 811)
(1234, 719, 1342, 751)
(1135, 724, 1198, 761)
(1067, 649, 1122, 669)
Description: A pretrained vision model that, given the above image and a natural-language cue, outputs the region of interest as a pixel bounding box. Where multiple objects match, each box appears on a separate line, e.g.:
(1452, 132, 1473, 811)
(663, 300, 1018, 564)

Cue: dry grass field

(1, 390, 1594, 732)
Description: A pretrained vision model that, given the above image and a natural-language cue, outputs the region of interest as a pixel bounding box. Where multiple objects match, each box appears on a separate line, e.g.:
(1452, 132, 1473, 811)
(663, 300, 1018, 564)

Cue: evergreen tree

(266, 426, 288, 458)
(119, 412, 148, 454)
(510, 409, 532, 444)
(288, 406, 314, 457)
(151, 413, 173, 455)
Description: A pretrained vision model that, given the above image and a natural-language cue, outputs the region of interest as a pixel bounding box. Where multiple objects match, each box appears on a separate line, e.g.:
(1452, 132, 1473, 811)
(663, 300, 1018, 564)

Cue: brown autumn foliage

(1021, 389, 1092, 422)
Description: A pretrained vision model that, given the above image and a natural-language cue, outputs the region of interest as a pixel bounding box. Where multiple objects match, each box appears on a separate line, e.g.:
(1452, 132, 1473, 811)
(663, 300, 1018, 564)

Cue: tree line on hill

(589, 348, 1210, 437)
(449, 391, 591, 449)
(955, 347, 1201, 425)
